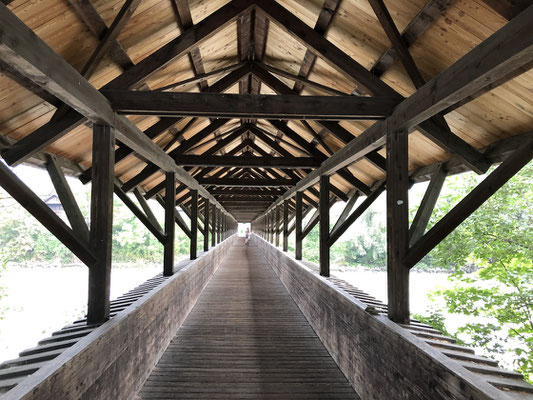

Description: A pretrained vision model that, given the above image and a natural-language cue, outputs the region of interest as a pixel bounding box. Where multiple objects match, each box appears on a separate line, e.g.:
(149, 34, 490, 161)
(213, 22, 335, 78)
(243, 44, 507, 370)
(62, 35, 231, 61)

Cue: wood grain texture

(255, 236, 515, 400)
(140, 240, 359, 400)
(3, 236, 237, 400)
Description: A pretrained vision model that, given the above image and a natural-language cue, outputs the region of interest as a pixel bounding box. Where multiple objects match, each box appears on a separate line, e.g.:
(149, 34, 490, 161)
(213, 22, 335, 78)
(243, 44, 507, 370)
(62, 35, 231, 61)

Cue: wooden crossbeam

(409, 163, 447, 245)
(114, 184, 166, 244)
(329, 191, 360, 238)
(46, 155, 90, 241)
(199, 178, 297, 187)
(404, 138, 533, 268)
(328, 184, 385, 247)
(103, 91, 397, 119)
(172, 155, 321, 168)
(0, 161, 95, 266)
(0, 3, 234, 222)
(255, 6, 533, 218)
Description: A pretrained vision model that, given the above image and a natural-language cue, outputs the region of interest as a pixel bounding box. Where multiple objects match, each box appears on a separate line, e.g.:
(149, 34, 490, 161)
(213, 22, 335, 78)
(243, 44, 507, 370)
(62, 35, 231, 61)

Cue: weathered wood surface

(255, 236, 516, 400)
(140, 240, 359, 399)
(2, 236, 237, 400)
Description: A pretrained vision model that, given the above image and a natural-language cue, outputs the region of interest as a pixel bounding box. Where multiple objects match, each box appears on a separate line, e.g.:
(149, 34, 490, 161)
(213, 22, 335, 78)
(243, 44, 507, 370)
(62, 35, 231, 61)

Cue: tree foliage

(421, 161, 532, 381)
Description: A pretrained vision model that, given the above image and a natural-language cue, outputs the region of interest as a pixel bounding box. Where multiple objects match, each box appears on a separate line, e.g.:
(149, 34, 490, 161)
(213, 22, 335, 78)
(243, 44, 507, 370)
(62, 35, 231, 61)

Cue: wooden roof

(0, 0, 531, 222)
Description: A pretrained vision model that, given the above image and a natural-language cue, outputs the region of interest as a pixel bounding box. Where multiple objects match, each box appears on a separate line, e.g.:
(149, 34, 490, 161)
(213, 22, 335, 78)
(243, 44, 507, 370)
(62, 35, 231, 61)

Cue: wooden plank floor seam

(140, 240, 360, 399)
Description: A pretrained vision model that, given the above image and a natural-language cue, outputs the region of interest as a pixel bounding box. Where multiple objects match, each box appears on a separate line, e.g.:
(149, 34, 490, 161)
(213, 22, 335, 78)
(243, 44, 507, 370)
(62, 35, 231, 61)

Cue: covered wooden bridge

(0, 0, 532, 398)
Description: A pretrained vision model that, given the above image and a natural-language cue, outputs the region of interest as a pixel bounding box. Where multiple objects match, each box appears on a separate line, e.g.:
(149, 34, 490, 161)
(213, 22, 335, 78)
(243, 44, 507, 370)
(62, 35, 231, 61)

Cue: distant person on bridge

(244, 228, 250, 246)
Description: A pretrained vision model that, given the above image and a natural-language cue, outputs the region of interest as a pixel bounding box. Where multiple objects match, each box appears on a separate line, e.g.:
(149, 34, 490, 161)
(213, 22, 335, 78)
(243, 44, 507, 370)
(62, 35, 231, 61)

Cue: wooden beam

(283, 199, 289, 253)
(103, 91, 396, 119)
(293, 0, 341, 93)
(481, 0, 531, 20)
(256, 0, 400, 97)
(255, 6, 533, 217)
(163, 172, 176, 275)
(211, 204, 216, 247)
(209, 188, 284, 196)
(409, 163, 447, 245)
(369, 0, 453, 79)
(114, 184, 166, 244)
(203, 198, 210, 251)
(319, 175, 330, 276)
(87, 125, 115, 324)
(198, 177, 296, 187)
(190, 189, 198, 259)
(133, 188, 161, 230)
(329, 191, 360, 242)
(295, 191, 303, 259)
(275, 205, 280, 247)
(404, 138, 533, 268)
(172, 155, 321, 168)
(0, 161, 95, 266)
(46, 155, 90, 241)
(328, 185, 385, 246)
(386, 129, 410, 324)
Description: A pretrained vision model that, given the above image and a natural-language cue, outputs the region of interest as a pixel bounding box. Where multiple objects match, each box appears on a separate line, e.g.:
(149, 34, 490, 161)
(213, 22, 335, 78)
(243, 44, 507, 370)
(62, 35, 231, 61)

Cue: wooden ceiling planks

(0, 0, 530, 217)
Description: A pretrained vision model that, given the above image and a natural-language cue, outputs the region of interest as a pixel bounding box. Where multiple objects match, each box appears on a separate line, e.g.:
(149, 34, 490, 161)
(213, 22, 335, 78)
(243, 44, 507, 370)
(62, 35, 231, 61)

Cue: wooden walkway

(140, 240, 359, 399)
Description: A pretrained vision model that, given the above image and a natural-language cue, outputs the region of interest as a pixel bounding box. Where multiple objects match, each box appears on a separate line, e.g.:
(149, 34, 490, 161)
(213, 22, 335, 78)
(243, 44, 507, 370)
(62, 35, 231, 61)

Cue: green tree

(420, 162, 532, 382)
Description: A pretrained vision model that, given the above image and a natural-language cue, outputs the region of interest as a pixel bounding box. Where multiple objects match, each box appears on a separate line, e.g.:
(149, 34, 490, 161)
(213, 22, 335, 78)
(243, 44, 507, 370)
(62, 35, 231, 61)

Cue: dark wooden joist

(46, 155, 90, 241)
(409, 163, 447, 245)
(319, 175, 330, 277)
(121, 119, 230, 192)
(329, 191, 360, 241)
(293, 0, 342, 94)
(67, 0, 134, 71)
(163, 172, 176, 276)
(295, 191, 303, 260)
(256, 0, 400, 97)
(211, 204, 216, 247)
(103, 91, 396, 119)
(0, 160, 95, 266)
(203, 198, 210, 251)
(369, 0, 454, 79)
(173, 155, 321, 168)
(386, 129, 410, 324)
(215, 197, 278, 202)
(328, 185, 385, 246)
(190, 189, 198, 260)
(133, 188, 161, 230)
(256, 7, 533, 215)
(114, 184, 166, 244)
(368, 0, 490, 174)
(0, 3, 236, 220)
(209, 188, 284, 196)
(87, 125, 115, 324)
(404, 138, 533, 268)
(250, 64, 386, 186)
(199, 177, 296, 187)
(481, 0, 531, 20)
(1, 0, 252, 169)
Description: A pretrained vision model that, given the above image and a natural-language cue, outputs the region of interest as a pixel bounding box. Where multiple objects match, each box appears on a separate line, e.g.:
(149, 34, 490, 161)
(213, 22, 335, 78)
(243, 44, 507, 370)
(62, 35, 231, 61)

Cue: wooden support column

(319, 175, 330, 277)
(386, 128, 410, 324)
(216, 208, 221, 244)
(190, 189, 198, 259)
(211, 205, 216, 246)
(163, 172, 175, 276)
(87, 125, 115, 324)
(283, 199, 289, 251)
(275, 206, 280, 247)
(203, 198, 210, 251)
(295, 191, 303, 260)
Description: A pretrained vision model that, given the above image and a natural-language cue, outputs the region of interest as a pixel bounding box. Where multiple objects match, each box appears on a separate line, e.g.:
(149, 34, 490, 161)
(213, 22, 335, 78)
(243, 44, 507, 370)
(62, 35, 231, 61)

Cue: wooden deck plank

(140, 240, 359, 399)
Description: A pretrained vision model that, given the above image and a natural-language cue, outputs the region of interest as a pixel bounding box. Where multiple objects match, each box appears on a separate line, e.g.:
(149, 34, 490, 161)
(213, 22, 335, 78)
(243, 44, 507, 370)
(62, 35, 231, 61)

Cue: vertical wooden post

(216, 208, 221, 244)
(283, 200, 289, 251)
(319, 175, 330, 277)
(204, 198, 210, 251)
(211, 205, 216, 247)
(387, 128, 410, 324)
(190, 189, 198, 260)
(295, 191, 303, 260)
(163, 172, 175, 277)
(275, 206, 280, 247)
(87, 125, 114, 324)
